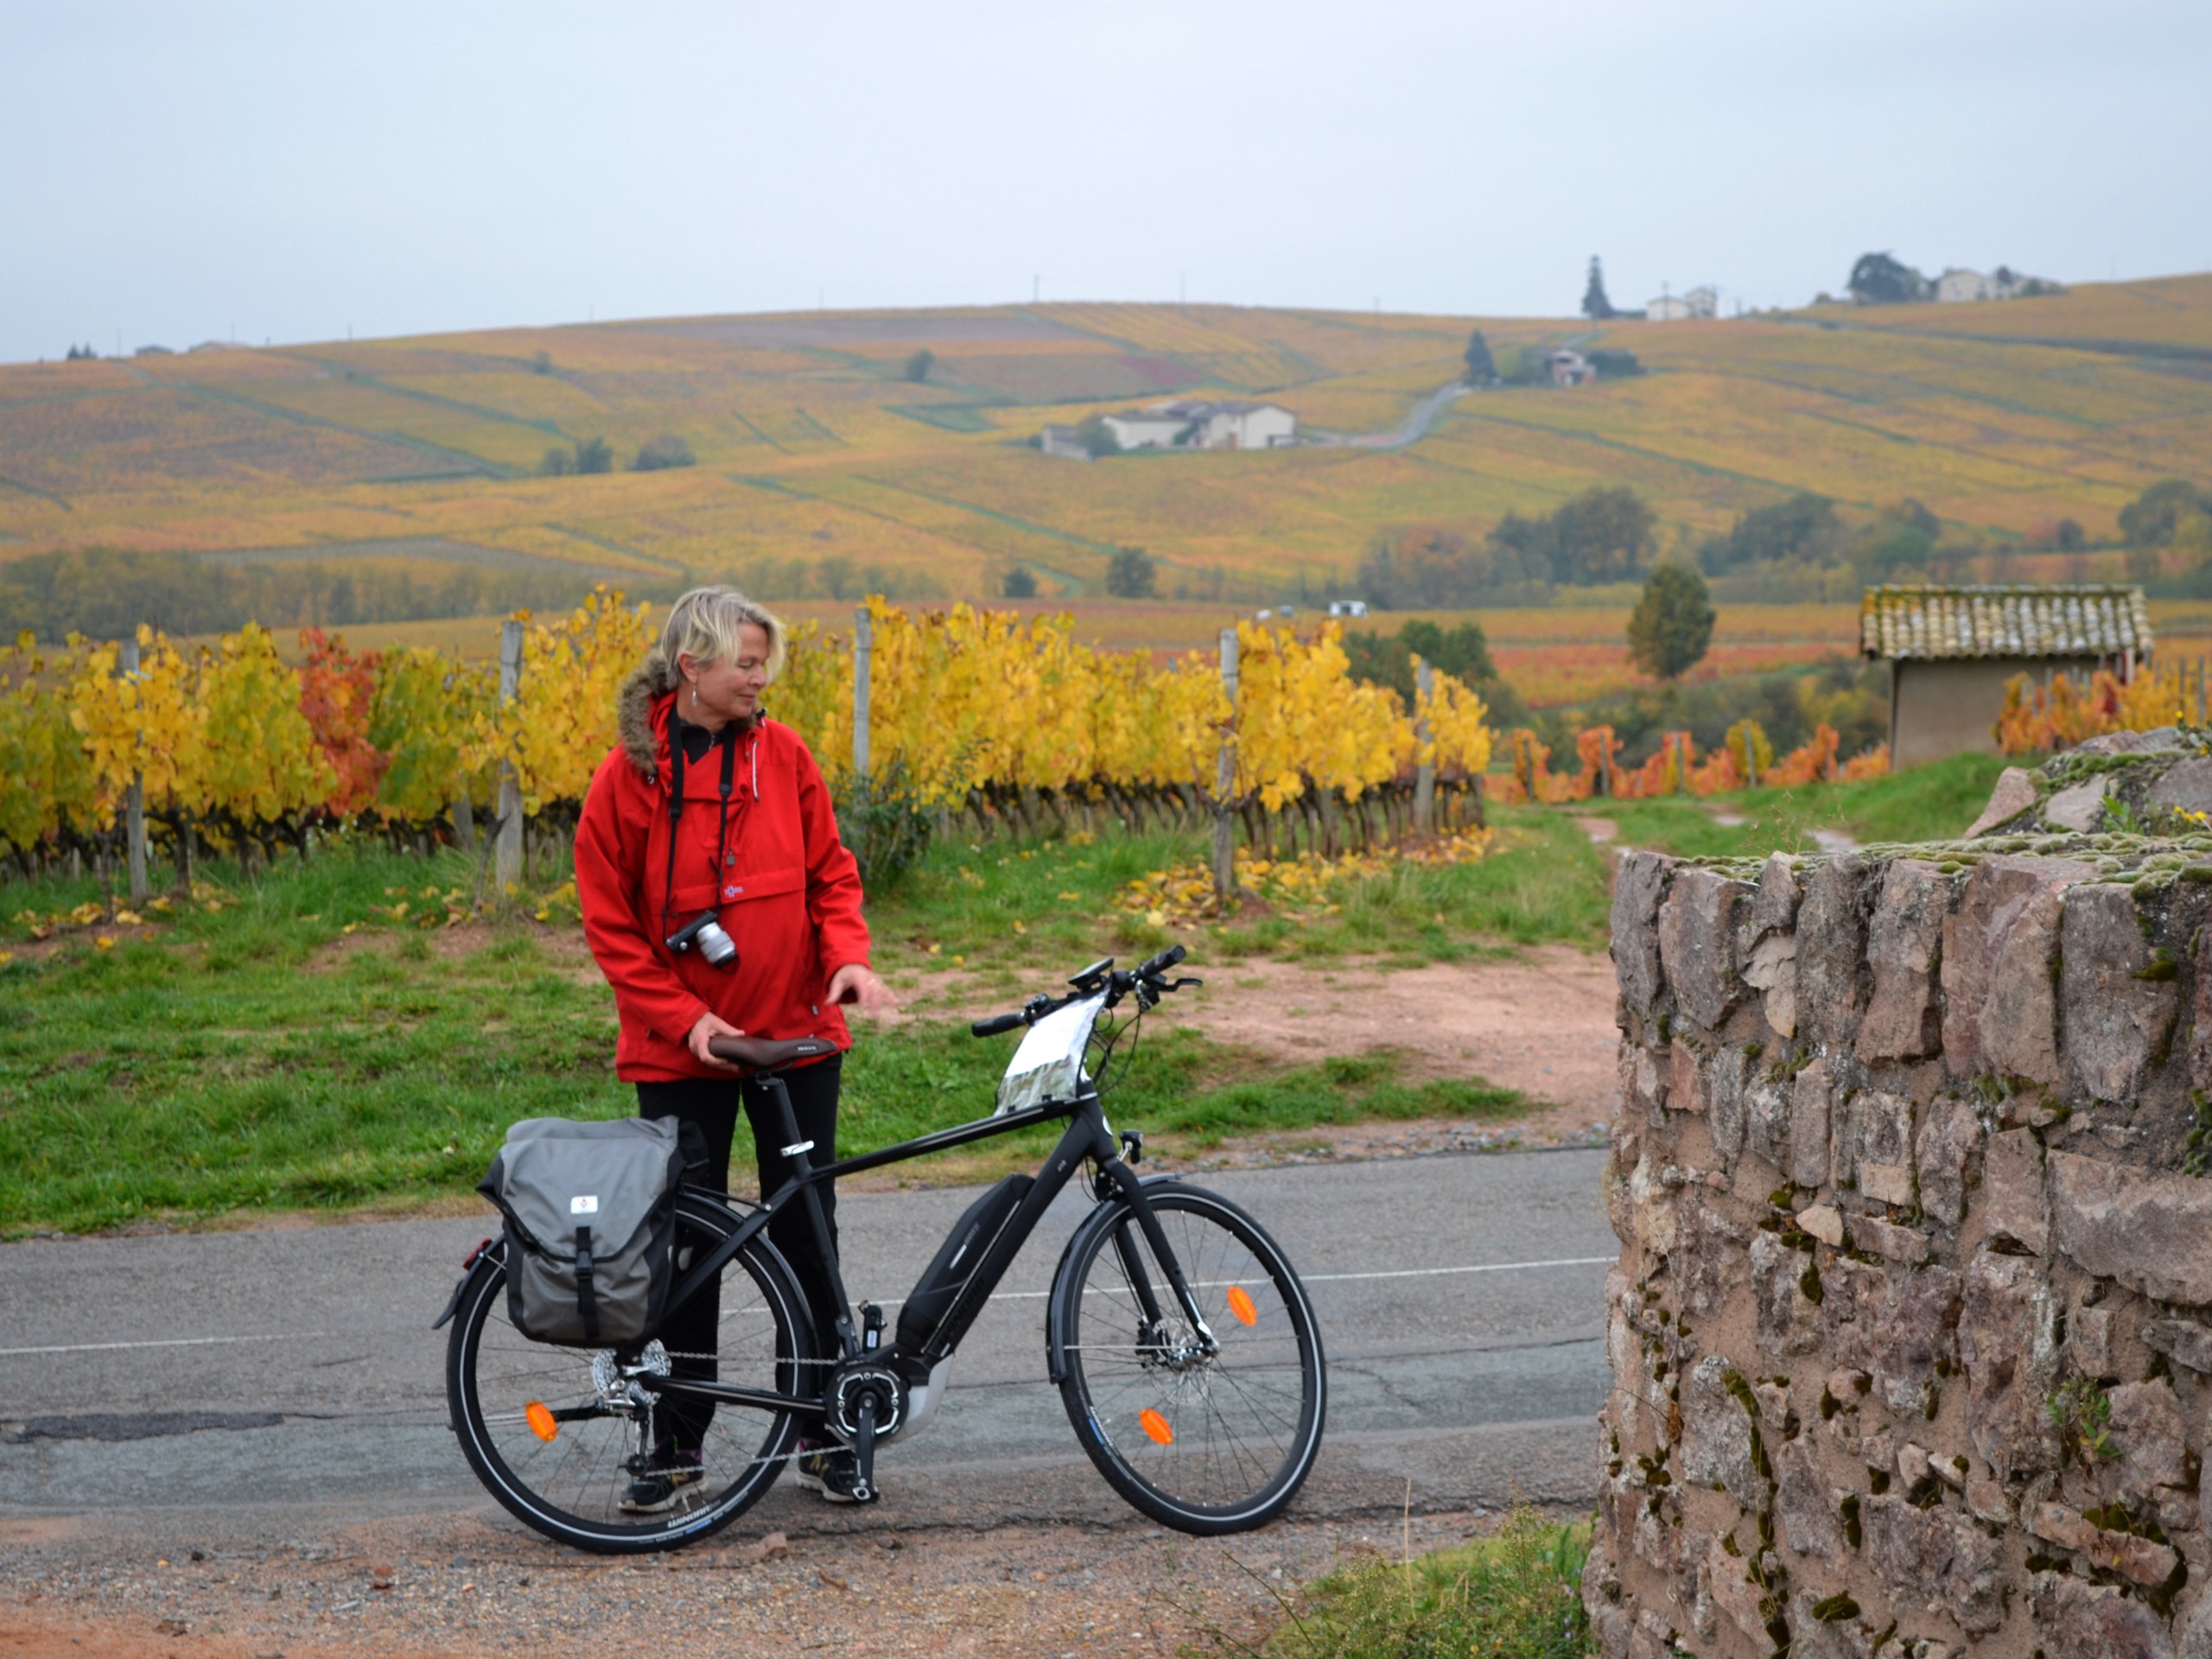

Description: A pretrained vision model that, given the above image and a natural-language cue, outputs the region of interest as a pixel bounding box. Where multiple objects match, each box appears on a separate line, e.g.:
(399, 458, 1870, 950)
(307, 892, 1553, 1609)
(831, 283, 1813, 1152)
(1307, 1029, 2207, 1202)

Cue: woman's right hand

(687, 1009, 747, 1071)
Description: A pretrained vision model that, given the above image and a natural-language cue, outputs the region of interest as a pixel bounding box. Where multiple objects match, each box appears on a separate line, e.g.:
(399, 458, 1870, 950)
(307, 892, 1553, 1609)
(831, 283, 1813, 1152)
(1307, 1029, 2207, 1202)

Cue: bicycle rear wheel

(447, 1194, 817, 1553)
(1051, 1181, 1325, 1535)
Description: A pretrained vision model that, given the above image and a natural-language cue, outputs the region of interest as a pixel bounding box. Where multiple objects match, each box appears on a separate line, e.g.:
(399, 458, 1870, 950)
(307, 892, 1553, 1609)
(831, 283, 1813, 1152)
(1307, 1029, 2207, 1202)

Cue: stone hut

(1860, 583, 2152, 770)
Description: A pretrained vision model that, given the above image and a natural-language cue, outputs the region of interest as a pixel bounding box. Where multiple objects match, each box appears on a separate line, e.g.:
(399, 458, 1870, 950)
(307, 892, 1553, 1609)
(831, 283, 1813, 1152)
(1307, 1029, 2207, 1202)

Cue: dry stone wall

(1588, 822, 2212, 1659)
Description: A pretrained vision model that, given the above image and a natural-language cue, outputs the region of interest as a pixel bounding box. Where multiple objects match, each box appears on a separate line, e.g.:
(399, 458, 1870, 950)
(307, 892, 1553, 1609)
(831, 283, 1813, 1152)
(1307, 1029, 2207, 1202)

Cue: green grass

(1580, 748, 2005, 861)
(1259, 1508, 1591, 1659)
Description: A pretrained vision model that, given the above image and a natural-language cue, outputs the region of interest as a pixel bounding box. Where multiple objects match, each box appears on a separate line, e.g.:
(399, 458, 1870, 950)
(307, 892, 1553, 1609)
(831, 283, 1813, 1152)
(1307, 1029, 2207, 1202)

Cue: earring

(690, 684, 699, 708)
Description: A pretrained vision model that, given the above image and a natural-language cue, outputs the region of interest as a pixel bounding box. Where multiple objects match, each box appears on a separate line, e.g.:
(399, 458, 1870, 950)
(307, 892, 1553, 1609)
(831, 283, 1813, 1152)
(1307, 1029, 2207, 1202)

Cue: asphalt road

(0, 1148, 1612, 1539)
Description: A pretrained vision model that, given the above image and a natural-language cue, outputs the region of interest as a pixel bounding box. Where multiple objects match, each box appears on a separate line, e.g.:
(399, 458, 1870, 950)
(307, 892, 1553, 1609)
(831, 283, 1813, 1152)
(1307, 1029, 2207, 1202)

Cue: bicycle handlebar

(969, 944, 1199, 1039)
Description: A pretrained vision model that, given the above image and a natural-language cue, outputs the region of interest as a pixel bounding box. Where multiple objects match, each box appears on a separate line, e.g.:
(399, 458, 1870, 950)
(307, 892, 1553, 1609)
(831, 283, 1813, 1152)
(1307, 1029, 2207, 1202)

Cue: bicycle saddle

(705, 1034, 835, 1070)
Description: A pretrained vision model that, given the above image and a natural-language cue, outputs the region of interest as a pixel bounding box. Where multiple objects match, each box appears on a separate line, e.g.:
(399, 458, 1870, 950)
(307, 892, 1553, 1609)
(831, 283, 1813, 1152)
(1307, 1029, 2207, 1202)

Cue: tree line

(538, 433, 696, 476)
(1357, 486, 1657, 607)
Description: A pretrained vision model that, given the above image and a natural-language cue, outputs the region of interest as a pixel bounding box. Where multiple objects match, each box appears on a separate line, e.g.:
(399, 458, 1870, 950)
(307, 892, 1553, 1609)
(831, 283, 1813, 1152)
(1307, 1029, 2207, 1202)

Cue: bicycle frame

(635, 1074, 1214, 1422)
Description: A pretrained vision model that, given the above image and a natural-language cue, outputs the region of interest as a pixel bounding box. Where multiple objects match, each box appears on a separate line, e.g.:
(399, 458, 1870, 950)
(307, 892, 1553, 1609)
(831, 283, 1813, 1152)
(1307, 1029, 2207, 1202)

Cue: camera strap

(660, 723, 738, 938)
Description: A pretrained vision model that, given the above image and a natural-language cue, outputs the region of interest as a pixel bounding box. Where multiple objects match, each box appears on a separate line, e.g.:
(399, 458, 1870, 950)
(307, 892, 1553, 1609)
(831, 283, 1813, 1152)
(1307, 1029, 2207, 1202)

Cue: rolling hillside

(3, 276, 2210, 603)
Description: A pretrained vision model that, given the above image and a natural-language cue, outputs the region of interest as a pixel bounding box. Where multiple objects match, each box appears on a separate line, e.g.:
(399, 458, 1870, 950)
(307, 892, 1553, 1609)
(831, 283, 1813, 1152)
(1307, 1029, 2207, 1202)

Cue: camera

(665, 912, 738, 968)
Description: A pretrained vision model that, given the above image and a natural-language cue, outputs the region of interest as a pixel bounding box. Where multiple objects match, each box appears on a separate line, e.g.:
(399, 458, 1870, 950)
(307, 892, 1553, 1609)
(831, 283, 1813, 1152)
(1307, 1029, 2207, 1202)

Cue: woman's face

(679, 622, 772, 729)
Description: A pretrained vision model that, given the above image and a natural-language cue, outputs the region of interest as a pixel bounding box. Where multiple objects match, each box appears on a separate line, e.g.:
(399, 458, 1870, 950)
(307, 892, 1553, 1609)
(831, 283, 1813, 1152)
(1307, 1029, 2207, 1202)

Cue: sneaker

(619, 1452, 704, 1514)
(794, 1442, 868, 1503)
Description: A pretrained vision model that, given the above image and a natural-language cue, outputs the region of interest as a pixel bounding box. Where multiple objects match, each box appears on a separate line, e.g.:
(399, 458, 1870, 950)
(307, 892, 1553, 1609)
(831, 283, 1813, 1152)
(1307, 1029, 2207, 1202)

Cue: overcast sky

(4, 0, 2207, 364)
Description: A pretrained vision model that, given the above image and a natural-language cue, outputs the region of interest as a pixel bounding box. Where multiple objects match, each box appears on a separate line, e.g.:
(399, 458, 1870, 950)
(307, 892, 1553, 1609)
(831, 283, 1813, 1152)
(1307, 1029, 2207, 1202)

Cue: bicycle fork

(1096, 1157, 1221, 1362)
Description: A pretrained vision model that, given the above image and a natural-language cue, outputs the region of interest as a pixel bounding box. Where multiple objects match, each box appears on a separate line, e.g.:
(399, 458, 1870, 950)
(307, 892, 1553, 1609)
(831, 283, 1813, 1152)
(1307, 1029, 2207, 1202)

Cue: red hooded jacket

(575, 666, 870, 1083)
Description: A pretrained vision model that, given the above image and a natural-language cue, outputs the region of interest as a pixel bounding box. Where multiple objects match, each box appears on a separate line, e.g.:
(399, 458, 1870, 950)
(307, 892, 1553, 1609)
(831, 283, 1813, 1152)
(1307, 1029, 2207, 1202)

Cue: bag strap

(575, 1224, 600, 1344)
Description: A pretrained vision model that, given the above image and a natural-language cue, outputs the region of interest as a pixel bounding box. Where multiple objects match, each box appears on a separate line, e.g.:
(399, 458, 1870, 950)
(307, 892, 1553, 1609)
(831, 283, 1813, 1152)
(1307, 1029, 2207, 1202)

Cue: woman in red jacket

(575, 586, 892, 1512)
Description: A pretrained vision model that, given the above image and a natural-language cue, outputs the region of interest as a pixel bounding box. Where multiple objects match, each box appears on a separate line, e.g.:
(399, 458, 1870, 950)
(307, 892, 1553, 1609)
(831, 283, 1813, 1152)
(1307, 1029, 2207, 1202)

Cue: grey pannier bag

(478, 1116, 687, 1347)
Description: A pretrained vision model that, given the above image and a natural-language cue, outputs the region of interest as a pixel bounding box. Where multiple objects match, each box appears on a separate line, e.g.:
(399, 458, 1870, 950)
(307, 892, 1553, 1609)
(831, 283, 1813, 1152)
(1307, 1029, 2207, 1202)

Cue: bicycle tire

(447, 1193, 817, 1554)
(1050, 1181, 1326, 1535)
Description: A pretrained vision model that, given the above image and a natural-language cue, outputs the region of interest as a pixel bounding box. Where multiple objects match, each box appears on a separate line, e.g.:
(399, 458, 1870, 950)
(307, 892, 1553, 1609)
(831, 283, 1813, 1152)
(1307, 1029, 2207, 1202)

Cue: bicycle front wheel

(447, 1194, 817, 1553)
(1051, 1181, 1325, 1535)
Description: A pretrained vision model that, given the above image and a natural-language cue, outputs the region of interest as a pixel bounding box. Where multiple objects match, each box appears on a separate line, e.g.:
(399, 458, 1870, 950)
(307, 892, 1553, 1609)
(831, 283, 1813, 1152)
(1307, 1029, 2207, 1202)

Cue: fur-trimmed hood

(613, 655, 763, 780)
(615, 655, 680, 779)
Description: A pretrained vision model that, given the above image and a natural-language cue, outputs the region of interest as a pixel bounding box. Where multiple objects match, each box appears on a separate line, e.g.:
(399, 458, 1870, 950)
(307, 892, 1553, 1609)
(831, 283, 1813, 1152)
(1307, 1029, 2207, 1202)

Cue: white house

(1327, 599, 1370, 618)
(1100, 408, 1197, 450)
(1936, 268, 2003, 303)
(1548, 349, 1597, 387)
(1039, 423, 1090, 460)
(1101, 399, 1298, 452)
(1644, 284, 1718, 321)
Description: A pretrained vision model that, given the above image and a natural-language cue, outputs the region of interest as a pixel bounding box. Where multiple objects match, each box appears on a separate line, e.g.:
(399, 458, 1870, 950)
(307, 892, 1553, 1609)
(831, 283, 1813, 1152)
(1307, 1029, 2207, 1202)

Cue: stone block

(2108, 1378, 2192, 1503)
(1743, 930, 1798, 1039)
(1679, 1354, 1760, 1503)
(1851, 1090, 1916, 1204)
(2050, 1150, 2212, 1306)
(2144, 1317, 2212, 1376)
(1746, 1074, 1792, 1171)
(2045, 772, 2112, 832)
(1798, 1203, 1845, 1247)
(2072, 1304, 2116, 1377)
(1913, 1096, 1980, 1228)
(1611, 851, 1671, 1023)
(1699, 1534, 1770, 1646)
(1619, 1044, 1668, 1118)
(2189, 920, 2212, 1098)
(1658, 867, 1752, 1032)
(1751, 1377, 1792, 1432)
(1940, 854, 2093, 1082)
(1983, 1127, 2050, 1253)
(1667, 1039, 1703, 1113)
(2151, 753, 2212, 817)
(1959, 1248, 2062, 1480)
(2030, 1570, 2182, 1659)
(1966, 1478, 2013, 1524)
(1791, 1592, 1876, 1659)
(1791, 1058, 1833, 1188)
(1867, 1267, 1962, 1415)
(1707, 1046, 1749, 1162)
(1861, 1493, 2006, 1636)
(1859, 860, 1951, 1060)
(2063, 881, 2179, 1101)
(1673, 1195, 1747, 1317)
(1965, 764, 2039, 836)
(1769, 1435, 1840, 1559)
(1751, 1229, 1822, 1357)
(1797, 855, 1870, 1050)
(1847, 1213, 1931, 1264)
(2031, 1500, 2183, 1586)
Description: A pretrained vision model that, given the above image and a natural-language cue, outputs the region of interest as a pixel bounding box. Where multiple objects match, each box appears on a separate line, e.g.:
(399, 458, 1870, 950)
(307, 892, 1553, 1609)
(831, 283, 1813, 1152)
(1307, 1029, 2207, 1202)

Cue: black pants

(638, 1055, 843, 1453)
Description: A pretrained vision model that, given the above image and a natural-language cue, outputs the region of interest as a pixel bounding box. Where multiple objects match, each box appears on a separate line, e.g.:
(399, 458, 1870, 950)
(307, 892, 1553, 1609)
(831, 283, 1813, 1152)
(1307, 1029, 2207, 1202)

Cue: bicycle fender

(433, 1236, 505, 1329)
(1044, 1176, 1189, 1384)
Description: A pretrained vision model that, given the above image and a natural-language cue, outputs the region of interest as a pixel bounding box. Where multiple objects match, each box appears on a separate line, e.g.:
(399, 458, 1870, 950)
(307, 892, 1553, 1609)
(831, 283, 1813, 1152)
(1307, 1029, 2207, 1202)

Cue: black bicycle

(437, 944, 1327, 1553)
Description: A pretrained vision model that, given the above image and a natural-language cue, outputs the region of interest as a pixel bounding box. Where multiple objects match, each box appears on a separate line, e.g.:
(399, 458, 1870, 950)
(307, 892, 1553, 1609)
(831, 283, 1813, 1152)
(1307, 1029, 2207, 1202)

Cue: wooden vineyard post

(118, 632, 149, 906)
(1212, 627, 1239, 906)
(852, 605, 873, 790)
(1413, 658, 1435, 836)
(495, 620, 524, 893)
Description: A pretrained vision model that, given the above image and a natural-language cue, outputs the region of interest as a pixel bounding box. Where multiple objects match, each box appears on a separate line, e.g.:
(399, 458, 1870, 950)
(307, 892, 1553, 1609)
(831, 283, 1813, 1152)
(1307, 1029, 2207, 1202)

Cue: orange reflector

(1140, 1408, 1173, 1446)
(1226, 1285, 1258, 1326)
(525, 1402, 557, 1442)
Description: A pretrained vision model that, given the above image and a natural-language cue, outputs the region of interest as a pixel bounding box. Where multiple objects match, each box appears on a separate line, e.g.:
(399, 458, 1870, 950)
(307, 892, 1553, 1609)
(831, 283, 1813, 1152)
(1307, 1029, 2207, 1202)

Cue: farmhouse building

(1860, 582, 2152, 768)
(1643, 284, 1717, 321)
(1100, 399, 1297, 452)
(1548, 349, 1597, 386)
(1039, 423, 1090, 460)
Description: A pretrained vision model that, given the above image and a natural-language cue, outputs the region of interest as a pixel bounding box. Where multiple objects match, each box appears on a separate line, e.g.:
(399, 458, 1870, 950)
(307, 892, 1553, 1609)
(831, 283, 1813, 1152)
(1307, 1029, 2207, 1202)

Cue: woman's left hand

(827, 963, 897, 1016)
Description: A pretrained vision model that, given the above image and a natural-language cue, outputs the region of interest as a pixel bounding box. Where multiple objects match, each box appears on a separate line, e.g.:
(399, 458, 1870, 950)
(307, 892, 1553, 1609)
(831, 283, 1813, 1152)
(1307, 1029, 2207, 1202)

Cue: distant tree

(574, 436, 614, 475)
(1847, 252, 1930, 305)
(1103, 546, 1157, 599)
(1627, 563, 1715, 681)
(539, 446, 575, 477)
(2120, 479, 2212, 546)
(1001, 566, 1039, 599)
(1586, 348, 1643, 378)
(904, 349, 935, 384)
(65, 343, 98, 360)
(1700, 493, 1840, 573)
(633, 433, 696, 472)
(1581, 257, 1617, 321)
(1853, 524, 1935, 581)
(531, 351, 553, 374)
(1075, 413, 1121, 458)
(1462, 330, 1497, 385)
(1546, 486, 1657, 583)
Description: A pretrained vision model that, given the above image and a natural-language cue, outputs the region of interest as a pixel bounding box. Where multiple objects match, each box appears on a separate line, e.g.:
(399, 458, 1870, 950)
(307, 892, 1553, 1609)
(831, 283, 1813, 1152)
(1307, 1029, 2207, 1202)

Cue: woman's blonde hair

(658, 585, 785, 683)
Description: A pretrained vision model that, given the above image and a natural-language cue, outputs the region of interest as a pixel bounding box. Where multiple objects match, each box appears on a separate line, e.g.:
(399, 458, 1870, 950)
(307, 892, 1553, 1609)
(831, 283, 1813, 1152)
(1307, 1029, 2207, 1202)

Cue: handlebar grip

(970, 1010, 1028, 1038)
(1139, 943, 1187, 978)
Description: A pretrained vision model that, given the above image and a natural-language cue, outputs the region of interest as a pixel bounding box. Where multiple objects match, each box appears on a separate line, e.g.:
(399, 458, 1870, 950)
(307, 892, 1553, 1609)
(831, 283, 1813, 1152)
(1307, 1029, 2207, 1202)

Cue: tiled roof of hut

(1859, 583, 2152, 661)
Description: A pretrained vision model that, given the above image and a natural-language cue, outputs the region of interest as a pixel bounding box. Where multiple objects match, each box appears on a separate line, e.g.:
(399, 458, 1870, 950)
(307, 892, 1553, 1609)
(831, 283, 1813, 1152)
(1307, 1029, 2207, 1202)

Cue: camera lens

(696, 920, 737, 967)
